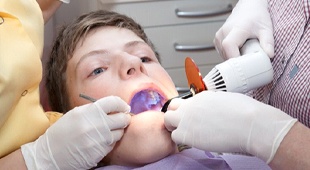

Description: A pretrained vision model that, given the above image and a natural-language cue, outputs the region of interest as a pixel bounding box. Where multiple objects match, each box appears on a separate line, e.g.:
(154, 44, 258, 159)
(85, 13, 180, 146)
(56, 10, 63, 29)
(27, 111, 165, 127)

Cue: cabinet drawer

(145, 21, 224, 69)
(98, 0, 237, 27)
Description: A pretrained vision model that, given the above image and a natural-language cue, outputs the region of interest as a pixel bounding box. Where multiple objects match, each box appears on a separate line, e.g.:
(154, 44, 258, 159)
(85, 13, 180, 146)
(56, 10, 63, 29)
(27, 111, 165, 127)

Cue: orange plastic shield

(185, 57, 206, 93)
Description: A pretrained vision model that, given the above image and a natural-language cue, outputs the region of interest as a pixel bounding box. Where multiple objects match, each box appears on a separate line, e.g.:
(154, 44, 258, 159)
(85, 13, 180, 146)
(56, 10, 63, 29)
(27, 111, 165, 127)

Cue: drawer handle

(174, 43, 215, 51)
(175, 4, 233, 18)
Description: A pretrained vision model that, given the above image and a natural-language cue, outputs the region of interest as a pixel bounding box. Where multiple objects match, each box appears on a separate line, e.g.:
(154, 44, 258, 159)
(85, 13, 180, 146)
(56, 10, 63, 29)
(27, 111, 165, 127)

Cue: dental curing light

(161, 39, 274, 112)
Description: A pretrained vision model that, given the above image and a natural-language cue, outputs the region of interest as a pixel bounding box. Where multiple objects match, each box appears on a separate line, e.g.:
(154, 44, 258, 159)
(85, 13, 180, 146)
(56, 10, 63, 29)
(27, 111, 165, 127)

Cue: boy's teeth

(129, 90, 164, 114)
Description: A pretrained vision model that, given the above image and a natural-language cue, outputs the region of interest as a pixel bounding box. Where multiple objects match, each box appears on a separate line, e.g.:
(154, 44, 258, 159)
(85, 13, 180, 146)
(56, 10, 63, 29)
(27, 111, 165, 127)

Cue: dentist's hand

(21, 96, 131, 170)
(164, 91, 297, 163)
(214, 0, 274, 59)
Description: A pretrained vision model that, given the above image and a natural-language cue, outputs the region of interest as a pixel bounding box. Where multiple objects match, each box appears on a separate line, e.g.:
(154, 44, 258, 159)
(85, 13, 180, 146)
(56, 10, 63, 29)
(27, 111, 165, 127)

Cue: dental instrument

(79, 93, 97, 102)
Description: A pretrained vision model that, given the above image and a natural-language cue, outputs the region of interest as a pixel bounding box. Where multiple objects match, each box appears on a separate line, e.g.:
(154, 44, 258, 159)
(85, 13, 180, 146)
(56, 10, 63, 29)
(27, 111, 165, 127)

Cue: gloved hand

(164, 91, 297, 163)
(214, 0, 274, 59)
(21, 96, 131, 170)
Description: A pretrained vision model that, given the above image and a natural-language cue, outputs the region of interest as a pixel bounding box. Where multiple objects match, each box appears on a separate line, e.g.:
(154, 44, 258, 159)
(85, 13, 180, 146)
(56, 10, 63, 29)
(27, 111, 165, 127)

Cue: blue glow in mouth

(129, 90, 164, 114)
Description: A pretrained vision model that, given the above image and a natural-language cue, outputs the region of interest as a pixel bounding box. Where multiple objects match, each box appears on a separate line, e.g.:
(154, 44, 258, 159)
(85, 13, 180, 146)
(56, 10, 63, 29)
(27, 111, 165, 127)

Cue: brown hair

(45, 10, 159, 113)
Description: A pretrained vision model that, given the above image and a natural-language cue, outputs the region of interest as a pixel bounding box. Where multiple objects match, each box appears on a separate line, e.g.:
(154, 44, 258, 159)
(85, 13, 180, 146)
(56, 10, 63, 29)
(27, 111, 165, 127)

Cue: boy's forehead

(91, 26, 142, 40)
(77, 26, 145, 49)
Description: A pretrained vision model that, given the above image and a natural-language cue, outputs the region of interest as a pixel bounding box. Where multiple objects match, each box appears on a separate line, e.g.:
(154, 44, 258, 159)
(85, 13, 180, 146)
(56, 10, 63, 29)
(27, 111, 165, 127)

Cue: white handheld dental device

(203, 39, 274, 93)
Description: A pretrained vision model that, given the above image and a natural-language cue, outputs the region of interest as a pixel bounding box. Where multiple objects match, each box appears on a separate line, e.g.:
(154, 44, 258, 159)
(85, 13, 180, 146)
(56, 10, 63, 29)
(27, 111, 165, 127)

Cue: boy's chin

(102, 110, 178, 167)
(128, 110, 169, 136)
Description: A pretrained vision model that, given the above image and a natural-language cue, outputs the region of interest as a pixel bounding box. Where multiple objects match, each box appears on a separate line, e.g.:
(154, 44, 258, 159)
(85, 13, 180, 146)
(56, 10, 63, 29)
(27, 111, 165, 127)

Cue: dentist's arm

(164, 91, 306, 169)
(270, 122, 310, 170)
(214, 0, 274, 59)
(0, 150, 27, 170)
(37, 0, 67, 24)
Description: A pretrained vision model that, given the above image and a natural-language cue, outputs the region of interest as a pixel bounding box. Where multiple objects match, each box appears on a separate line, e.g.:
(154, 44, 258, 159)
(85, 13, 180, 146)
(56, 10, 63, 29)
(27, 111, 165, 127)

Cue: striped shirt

(250, 0, 310, 127)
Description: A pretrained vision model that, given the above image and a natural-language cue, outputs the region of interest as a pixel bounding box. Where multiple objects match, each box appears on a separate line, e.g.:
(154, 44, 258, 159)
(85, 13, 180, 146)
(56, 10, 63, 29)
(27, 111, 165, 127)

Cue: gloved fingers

(214, 26, 234, 59)
(164, 109, 183, 132)
(99, 129, 125, 146)
(88, 105, 130, 145)
(95, 96, 130, 114)
(257, 30, 275, 58)
(166, 98, 184, 111)
(110, 129, 125, 142)
(171, 129, 186, 145)
(106, 113, 131, 130)
(214, 28, 244, 60)
(214, 28, 225, 58)
(220, 28, 251, 59)
(163, 98, 183, 131)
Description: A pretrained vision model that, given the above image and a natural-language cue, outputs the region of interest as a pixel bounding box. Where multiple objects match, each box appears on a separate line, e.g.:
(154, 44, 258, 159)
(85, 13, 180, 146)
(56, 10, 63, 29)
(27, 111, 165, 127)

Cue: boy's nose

(120, 54, 147, 79)
(127, 68, 136, 75)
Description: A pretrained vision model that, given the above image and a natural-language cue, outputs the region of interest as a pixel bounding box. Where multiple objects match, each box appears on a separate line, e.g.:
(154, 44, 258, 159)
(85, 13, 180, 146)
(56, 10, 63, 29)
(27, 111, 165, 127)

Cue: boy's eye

(90, 68, 105, 76)
(141, 57, 151, 63)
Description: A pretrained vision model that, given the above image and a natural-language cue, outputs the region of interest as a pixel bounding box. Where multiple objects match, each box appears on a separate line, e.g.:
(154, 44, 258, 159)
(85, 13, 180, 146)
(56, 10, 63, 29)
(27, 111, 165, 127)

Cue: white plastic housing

(204, 39, 274, 93)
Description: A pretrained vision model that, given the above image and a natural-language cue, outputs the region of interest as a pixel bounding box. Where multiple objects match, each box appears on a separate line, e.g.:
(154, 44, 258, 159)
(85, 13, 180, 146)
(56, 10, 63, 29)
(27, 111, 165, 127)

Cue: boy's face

(66, 26, 179, 166)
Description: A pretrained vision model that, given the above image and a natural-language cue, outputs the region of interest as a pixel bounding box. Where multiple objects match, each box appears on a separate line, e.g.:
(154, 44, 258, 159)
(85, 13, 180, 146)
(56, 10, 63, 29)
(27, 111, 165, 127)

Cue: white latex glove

(164, 91, 297, 163)
(214, 0, 274, 59)
(21, 96, 131, 170)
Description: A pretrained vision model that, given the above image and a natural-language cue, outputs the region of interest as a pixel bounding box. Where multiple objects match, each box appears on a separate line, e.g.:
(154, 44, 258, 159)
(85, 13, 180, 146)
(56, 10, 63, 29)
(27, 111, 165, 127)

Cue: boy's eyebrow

(124, 40, 147, 48)
(76, 49, 108, 71)
(81, 50, 108, 59)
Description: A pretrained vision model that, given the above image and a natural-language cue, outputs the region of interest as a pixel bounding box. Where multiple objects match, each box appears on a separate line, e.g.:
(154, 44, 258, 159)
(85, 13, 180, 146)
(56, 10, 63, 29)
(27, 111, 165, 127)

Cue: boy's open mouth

(129, 89, 165, 114)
